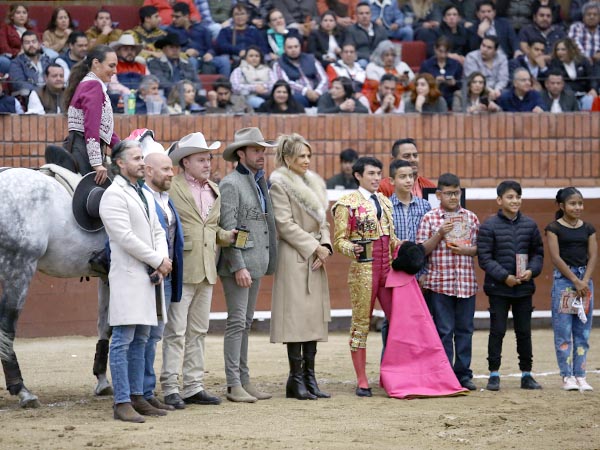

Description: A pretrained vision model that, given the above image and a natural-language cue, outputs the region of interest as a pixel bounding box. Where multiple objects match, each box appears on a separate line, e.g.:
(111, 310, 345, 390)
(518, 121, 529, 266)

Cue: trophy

(351, 207, 376, 263)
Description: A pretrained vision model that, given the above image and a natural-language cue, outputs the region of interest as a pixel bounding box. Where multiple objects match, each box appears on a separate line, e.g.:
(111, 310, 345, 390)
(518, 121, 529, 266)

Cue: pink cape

(380, 269, 468, 399)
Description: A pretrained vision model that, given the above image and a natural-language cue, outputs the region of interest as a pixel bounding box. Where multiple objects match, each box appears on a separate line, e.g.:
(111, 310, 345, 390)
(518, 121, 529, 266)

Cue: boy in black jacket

(477, 180, 544, 391)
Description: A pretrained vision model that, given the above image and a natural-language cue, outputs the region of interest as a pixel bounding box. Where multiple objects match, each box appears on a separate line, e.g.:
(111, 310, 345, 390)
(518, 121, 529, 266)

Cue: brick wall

(1, 113, 598, 187)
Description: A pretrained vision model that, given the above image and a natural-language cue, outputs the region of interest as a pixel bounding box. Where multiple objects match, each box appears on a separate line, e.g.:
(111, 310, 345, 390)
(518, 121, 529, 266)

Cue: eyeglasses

(439, 190, 461, 198)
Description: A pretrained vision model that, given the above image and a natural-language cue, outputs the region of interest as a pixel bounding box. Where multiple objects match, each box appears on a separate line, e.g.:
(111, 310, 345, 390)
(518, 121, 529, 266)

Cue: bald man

(141, 152, 184, 411)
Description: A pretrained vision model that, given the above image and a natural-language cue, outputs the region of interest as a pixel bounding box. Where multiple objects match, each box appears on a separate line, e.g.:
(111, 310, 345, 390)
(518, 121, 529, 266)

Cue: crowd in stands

(1, 0, 600, 115)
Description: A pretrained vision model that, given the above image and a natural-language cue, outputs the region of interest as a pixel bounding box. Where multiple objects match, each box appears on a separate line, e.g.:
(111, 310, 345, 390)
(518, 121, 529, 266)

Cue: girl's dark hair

(261, 80, 304, 113)
(7, 4, 29, 26)
(555, 187, 582, 219)
(332, 76, 353, 99)
(64, 45, 116, 111)
(47, 7, 73, 32)
(319, 10, 338, 32)
(245, 45, 265, 64)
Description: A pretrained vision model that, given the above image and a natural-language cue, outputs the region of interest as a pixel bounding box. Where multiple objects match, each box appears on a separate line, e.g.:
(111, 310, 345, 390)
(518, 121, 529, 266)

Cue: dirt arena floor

(1, 329, 598, 450)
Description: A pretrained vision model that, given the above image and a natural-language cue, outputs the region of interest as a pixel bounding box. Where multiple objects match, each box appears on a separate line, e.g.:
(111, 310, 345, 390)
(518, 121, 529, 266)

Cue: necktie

(371, 194, 382, 220)
(135, 185, 150, 218)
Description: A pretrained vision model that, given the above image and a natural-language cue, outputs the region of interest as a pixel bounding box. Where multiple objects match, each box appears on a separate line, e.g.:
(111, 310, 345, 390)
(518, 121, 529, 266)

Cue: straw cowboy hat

(110, 33, 143, 54)
(222, 127, 277, 162)
(72, 172, 112, 232)
(168, 132, 221, 165)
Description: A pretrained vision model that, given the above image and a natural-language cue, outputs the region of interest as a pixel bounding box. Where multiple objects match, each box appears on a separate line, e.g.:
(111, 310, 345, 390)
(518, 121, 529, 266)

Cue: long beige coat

(269, 167, 331, 343)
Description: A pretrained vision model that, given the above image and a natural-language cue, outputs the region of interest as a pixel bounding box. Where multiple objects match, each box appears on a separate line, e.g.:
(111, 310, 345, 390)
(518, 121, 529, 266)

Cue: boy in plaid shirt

(417, 173, 480, 391)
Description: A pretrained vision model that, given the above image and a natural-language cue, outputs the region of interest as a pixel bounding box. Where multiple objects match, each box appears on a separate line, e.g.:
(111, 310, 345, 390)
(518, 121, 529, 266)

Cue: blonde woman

(269, 133, 332, 400)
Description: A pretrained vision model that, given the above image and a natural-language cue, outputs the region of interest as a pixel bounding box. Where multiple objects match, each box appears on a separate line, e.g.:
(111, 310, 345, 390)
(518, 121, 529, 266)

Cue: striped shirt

(417, 207, 480, 298)
(390, 193, 431, 242)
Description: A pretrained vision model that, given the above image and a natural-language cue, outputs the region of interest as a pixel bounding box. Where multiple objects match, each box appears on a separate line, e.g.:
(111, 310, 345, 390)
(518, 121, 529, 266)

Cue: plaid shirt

(568, 22, 600, 59)
(416, 207, 480, 298)
(390, 194, 431, 242)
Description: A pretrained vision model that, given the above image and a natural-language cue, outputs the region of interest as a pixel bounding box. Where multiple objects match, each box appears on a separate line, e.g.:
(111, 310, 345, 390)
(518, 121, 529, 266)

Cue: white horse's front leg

(18, 387, 40, 408)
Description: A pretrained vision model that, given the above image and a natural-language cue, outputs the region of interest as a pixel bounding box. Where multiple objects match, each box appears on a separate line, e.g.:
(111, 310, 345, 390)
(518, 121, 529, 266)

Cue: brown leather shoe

(130, 394, 167, 416)
(147, 396, 175, 411)
(113, 402, 145, 423)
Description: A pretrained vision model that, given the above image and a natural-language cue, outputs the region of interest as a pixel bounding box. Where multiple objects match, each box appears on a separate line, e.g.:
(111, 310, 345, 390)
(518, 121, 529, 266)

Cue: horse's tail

(0, 329, 12, 360)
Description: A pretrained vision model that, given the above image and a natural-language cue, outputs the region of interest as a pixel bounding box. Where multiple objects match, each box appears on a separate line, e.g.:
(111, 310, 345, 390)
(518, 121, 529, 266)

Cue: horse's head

(126, 129, 166, 158)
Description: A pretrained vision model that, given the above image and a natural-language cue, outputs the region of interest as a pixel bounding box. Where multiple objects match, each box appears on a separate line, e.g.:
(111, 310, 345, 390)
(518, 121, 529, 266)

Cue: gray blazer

(540, 90, 580, 112)
(217, 163, 277, 279)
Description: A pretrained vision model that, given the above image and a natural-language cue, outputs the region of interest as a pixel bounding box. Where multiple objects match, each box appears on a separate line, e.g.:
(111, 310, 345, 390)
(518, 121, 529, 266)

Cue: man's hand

(203, 53, 213, 62)
(518, 269, 532, 282)
(505, 274, 521, 287)
(93, 165, 108, 185)
(157, 257, 172, 276)
(235, 268, 252, 288)
(306, 89, 320, 102)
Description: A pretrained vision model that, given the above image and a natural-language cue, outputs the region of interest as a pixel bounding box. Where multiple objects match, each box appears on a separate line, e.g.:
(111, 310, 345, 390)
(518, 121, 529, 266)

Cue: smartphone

(480, 96, 489, 106)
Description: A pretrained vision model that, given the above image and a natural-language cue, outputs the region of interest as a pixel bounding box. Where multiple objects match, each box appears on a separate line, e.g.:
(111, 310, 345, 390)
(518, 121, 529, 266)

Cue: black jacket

(477, 210, 544, 298)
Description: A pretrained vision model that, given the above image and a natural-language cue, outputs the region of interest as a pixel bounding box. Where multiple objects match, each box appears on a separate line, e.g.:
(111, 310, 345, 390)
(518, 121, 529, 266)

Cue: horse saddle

(38, 163, 82, 197)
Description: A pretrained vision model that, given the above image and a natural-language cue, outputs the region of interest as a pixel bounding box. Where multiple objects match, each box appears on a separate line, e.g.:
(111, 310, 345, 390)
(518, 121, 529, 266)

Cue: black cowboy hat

(391, 241, 426, 275)
(72, 172, 112, 232)
(154, 32, 182, 50)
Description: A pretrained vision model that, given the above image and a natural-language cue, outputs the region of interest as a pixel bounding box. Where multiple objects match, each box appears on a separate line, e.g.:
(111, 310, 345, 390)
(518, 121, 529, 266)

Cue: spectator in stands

(129, 6, 168, 61)
(518, 4, 566, 58)
(345, 3, 388, 68)
(495, 0, 534, 32)
(148, 32, 198, 96)
(317, 0, 358, 27)
(547, 37, 598, 110)
(326, 43, 367, 94)
(420, 36, 462, 108)
(256, 79, 305, 113)
(307, 11, 346, 69)
(509, 37, 546, 90)
(111, 34, 149, 90)
(362, 40, 414, 104)
(86, 9, 124, 49)
(235, 0, 274, 29)
(167, 2, 231, 76)
(56, 32, 89, 83)
(0, 82, 23, 114)
(272, 35, 328, 107)
(405, 72, 448, 112)
(470, 0, 520, 59)
(442, 0, 478, 27)
(568, 2, 600, 65)
(8, 31, 53, 98)
(0, 4, 38, 74)
(452, 70, 501, 112)
(42, 8, 74, 54)
(370, 0, 413, 42)
(272, 0, 319, 35)
(143, 0, 201, 26)
(317, 76, 369, 112)
(203, 0, 234, 34)
(264, 8, 302, 62)
(531, 0, 562, 26)
(497, 67, 545, 112)
(541, 69, 580, 112)
(26, 63, 65, 114)
(402, 0, 442, 41)
(230, 45, 275, 109)
(422, 5, 474, 62)
(360, 72, 404, 113)
(215, 4, 270, 64)
(205, 76, 253, 113)
(167, 79, 204, 113)
(134, 74, 168, 114)
(464, 36, 509, 100)
(570, 0, 588, 22)
(326, 148, 359, 190)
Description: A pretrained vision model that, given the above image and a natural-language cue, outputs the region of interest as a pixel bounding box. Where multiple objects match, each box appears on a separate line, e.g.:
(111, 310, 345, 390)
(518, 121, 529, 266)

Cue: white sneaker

(562, 376, 579, 391)
(575, 377, 593, 391)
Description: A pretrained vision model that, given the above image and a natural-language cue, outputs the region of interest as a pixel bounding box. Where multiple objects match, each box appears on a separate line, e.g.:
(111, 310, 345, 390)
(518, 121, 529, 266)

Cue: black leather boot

(302, 341, 331, 398)
(286, 343, 317, 400)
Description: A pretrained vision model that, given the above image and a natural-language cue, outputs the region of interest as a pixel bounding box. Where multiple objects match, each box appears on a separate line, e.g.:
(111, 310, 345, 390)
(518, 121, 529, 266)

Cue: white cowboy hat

(168, 132, 221, 165)
(110, 33, 143, 53)
(222, 127, 277, 162)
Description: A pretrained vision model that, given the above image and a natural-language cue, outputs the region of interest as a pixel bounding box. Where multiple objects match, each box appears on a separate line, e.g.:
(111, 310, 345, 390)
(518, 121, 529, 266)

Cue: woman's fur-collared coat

(269, 167, 332, 343)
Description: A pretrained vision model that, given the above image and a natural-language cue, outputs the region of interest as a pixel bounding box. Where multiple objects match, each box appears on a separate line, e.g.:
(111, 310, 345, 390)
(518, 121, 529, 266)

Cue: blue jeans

(143, 277, 171, 399)
(551, 267, 594, 377)
(110, 324, 151, 404)
(388, 25, 414, 41)
(429, 292, 476, 382)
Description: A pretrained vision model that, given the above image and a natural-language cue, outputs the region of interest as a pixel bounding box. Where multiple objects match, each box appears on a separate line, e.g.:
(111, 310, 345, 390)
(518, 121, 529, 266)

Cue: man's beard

(25, 48, 41, 58)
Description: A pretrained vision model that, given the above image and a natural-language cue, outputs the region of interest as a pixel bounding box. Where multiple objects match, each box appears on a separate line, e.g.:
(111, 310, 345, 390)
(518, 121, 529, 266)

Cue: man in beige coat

(160, 132, 235, 408)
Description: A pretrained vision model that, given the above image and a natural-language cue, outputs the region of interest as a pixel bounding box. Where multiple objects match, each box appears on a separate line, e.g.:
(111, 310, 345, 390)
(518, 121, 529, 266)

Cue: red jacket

(0, 23, 38, 58)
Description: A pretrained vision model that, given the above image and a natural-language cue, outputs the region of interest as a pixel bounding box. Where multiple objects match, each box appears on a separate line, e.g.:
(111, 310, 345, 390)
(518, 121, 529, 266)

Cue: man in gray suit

(541, 70, 580, 112)
(218, 127, 278, 403)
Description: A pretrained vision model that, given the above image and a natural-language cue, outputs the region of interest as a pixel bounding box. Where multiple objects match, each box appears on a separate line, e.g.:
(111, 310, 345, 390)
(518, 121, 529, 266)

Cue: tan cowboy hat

(168, 132, 221, 165)
(222, 127, 277, 162)
(110, 33, 143, 54)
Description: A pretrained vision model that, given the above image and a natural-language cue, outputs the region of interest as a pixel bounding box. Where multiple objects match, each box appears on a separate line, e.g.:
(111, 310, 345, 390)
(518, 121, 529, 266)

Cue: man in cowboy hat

(111, 33, 148, 90)
(160, 132, 236, 408)
(218, 127, 278, 403)
(147, 32, 198, 96)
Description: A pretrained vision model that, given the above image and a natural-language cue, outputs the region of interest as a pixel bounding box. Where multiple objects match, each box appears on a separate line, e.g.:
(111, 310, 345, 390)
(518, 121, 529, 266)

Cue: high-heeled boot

(286, 343, 317, 400)
(302, 341, 330, 398)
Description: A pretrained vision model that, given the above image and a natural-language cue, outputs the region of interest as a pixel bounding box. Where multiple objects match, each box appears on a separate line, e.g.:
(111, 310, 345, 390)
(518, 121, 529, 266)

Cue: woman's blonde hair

(275, 133, 312, 168)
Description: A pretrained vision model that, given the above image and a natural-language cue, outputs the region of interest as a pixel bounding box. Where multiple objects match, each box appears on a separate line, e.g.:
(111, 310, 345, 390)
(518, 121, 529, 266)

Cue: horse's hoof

(94, 376, 113, 396)
(18, 388, 41, 408)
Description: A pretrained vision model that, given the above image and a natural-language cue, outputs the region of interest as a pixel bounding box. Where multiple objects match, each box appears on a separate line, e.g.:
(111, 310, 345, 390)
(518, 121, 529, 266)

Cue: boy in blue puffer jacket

(477, 180, 544, 391)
